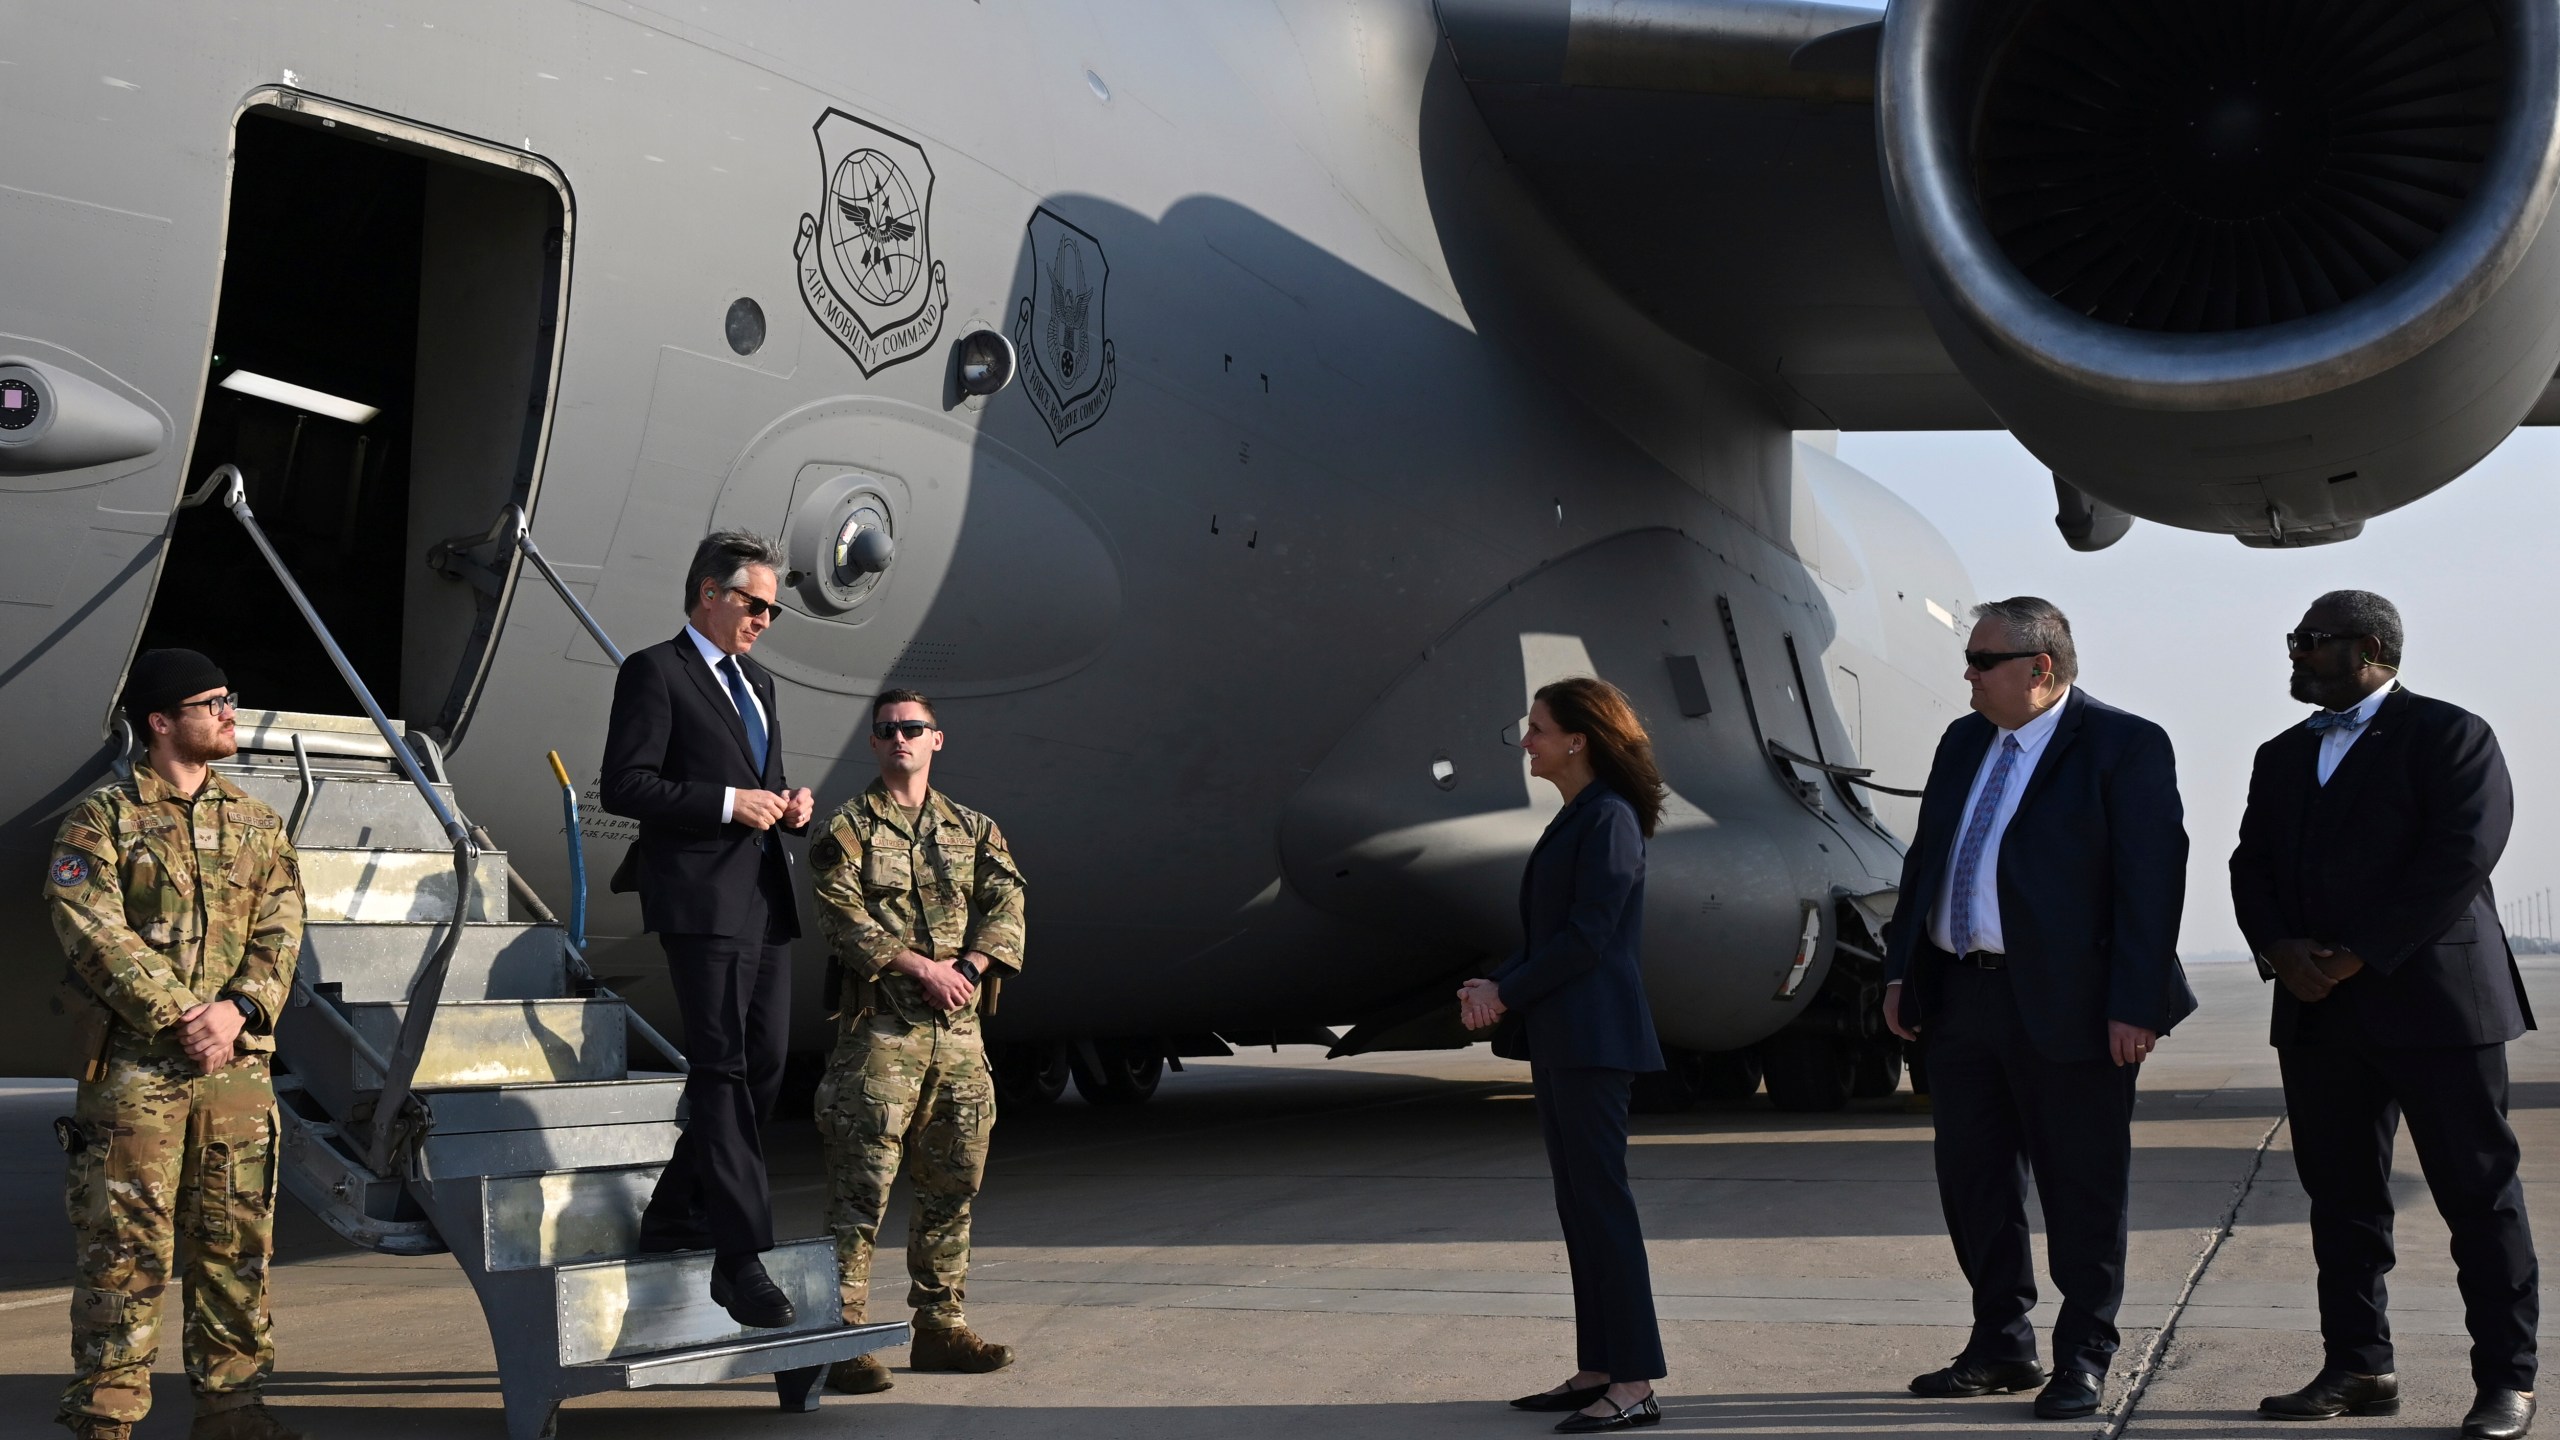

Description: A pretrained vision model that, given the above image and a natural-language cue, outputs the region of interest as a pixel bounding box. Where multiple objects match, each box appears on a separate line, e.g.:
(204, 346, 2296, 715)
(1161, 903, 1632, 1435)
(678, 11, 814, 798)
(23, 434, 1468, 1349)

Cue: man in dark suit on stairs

(1881, 596, 2197, 1421)
(2234, 590, 2539, 1440)
(602, 531, 815, 1329)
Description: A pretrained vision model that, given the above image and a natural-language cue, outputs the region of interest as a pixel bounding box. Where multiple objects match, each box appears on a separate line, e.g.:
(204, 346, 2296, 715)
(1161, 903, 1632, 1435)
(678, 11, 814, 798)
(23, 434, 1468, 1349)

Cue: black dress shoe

(1910, 1357, 2046, 1398)
(2463, 1388, 2536, 1440)
(1554, 1393, 1660, 1433)
(2258, 1370, 2400, 1419)
(2034, 1370, 2102, 1420)
(1511, 1384, 1611, 1412)
(708, 1255, 797, 1329)
(635, 1228, 713, 1255)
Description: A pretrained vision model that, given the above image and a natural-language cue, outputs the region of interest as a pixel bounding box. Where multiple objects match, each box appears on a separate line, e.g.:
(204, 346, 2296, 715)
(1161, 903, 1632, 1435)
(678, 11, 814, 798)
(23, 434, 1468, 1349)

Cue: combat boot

(188, 1401, 306, 1440)
(909, 1323, 1015, 1373)
(825, 1354, 895, 1394)
(59, 1419, 132, 1440)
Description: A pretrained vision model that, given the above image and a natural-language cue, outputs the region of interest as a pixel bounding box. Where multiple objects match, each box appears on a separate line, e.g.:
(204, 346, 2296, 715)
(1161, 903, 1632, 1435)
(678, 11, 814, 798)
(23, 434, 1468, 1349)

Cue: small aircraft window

(725, 297, 767, 356)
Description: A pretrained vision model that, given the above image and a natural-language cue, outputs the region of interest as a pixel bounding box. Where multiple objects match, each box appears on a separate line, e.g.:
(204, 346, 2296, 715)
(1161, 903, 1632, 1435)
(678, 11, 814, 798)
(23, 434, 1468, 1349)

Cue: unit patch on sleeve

(51, 853, 91, 888)
(1012, 206, 1117, 445)
(794, 108, 948, 377)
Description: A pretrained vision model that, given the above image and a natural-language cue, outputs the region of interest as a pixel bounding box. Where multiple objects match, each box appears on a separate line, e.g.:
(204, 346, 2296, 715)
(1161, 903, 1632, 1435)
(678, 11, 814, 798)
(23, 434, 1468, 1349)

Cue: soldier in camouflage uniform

(44, 651, 304, 1440)
(809, 688, 1026, 1394)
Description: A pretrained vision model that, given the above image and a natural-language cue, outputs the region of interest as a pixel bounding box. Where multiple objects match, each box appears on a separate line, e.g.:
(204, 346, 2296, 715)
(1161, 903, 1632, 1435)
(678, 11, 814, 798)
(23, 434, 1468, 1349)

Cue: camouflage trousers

(60, 1046, 278, 1425)
(813, 1008, 996, 1331)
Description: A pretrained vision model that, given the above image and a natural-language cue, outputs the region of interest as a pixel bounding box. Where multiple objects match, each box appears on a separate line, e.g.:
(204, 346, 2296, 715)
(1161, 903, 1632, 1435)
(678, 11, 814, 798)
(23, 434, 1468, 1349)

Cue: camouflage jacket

(46, 762, 303, 1072)
(811, 781, 1025, 1024)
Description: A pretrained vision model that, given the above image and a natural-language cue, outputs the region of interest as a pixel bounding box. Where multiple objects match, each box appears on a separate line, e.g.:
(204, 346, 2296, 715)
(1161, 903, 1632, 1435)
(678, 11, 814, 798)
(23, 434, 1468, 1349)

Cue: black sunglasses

(1963, 649, 2040, 672)
(2285, 629, 2363, 653)
(721, 585, 784, 620)
(872, 720, 937, 740)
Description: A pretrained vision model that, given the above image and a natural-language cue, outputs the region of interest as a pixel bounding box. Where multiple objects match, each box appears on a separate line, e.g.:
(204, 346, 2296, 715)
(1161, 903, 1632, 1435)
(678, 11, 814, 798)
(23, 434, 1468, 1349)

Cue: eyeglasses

(722, 586, 784, 621)
(872, 720, 937, 740)
(2285, 629, 2359, 653)
(1963, 650, 2040, 672)
(174, 692, 240, 716)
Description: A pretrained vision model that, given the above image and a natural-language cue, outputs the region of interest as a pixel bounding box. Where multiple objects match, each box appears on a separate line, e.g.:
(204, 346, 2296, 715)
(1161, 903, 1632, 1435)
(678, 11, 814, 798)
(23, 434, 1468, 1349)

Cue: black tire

(1069, 1039, 1164, 1105)
(993, 1041, 1072, 1110)
(1850, 1039, 1905, 1100)
(1759, 1031, 1853, 1112)
(1696, 1051, 1763, 1102)
(1629, 1048, 1705, 1113)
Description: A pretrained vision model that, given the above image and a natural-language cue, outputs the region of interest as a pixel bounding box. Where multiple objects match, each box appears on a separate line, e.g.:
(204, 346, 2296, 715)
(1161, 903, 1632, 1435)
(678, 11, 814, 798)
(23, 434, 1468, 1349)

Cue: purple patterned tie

(1950, 734, 2023, 955)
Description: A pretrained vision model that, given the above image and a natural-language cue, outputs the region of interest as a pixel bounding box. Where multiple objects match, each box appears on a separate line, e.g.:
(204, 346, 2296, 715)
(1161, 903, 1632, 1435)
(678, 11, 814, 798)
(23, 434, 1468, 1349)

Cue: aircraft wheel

(1069, 1039, 1164, 1105)
(993, 1041, 1071, 1110)
(1629, 1047, 1705, 1113)
(1758, 1031, 1853, 1112)
(1696, 1051, 1763, 1102)
(1850, 1038, 1905, 1100)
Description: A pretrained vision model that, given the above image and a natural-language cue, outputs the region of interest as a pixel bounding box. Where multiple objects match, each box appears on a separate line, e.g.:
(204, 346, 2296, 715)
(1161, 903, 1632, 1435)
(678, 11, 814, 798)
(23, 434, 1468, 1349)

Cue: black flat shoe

(2034, 1370, 2102, 1420)
(708, 1255, 797, 1330)
(2463, 1388, 2536, 1440)
(2258, 1370, 2399, 1419)
(1511, 1384, 1611, 1412)
(1554, 1394, 1660, 1433)
(1910, 1357, 2046, 1398)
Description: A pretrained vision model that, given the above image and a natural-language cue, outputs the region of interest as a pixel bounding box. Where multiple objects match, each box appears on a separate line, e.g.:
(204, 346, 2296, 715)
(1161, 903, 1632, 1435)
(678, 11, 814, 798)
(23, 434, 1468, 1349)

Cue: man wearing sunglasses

(600, 531, 817, 1330)
(1880, 597, 2194, 1421)
(2232, 591, 2539, 1440)
(806, 688, 1026, 1393)
(47, 649, 307, 1440)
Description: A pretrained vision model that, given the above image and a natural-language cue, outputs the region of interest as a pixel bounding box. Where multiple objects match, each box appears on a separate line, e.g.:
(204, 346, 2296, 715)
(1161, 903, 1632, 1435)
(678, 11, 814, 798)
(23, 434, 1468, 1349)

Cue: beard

(173, 725, 239, 766)
(2290, 666, 2350, 709)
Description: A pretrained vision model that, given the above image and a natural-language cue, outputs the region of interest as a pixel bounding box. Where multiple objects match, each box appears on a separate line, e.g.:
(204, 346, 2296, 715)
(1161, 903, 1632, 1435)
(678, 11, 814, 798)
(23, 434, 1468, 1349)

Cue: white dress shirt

(685, 624, 770, 823)
(2314, 681, 2395, 786)
(1929, 689, 2072, 955)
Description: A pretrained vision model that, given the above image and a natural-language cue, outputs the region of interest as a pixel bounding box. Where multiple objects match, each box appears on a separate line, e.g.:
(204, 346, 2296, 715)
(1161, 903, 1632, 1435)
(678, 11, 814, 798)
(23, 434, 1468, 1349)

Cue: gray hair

(2311, 588, 2404, 667)
(1972, 595, 2078, 686)
(682, 529, 786, 613)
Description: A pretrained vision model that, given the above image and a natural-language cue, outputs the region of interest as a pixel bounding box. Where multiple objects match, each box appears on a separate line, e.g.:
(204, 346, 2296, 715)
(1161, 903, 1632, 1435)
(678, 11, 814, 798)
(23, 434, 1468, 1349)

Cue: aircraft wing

(1436, 0, 1998, 430)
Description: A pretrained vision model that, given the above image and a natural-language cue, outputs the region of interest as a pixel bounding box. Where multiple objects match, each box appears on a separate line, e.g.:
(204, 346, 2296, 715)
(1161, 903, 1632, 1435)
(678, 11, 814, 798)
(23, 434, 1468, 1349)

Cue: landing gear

(1068, 1039, 1164, 1105)
(991, 1041, 1072, 1110)
(1851, 1038, 1905, 1099)
(1759, 1030, 1855, 1112)
(1629, 1048, 1708, 1113)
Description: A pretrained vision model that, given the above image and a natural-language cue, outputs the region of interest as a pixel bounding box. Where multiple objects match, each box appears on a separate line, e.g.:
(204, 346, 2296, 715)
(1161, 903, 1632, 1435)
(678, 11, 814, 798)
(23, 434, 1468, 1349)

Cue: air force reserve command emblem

(1012, 207, 1117, 445)
(795, 109, 949, 376)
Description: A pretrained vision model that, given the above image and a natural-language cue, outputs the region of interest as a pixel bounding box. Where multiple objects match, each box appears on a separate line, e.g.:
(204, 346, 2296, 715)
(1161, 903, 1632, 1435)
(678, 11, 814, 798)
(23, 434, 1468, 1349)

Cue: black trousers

(644, 876, 793, 1259)
(1533, 1064, 1666, 1381)
(2280, 1020, 2538, 1389)
(1928, 963, 2138, 1378)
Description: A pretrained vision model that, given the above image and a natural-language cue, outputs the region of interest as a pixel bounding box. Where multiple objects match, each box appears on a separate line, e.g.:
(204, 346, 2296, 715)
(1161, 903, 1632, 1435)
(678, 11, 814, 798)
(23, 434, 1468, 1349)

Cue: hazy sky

(1838, 427, 2560, 956)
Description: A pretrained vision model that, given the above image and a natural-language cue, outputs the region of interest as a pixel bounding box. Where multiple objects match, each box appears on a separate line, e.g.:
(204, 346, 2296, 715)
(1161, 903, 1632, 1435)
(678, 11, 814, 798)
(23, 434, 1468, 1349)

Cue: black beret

(122, 648, 228, 720)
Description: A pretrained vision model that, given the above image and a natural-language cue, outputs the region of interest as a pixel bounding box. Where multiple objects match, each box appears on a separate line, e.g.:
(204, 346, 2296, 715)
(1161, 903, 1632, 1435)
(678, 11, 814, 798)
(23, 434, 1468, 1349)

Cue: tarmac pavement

(0, 957, 2548, 1438)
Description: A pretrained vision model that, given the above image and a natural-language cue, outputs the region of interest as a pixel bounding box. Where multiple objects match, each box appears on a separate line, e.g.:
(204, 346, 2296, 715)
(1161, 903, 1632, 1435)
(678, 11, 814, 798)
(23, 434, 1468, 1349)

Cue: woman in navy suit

(1460, 677, 1669, 1432)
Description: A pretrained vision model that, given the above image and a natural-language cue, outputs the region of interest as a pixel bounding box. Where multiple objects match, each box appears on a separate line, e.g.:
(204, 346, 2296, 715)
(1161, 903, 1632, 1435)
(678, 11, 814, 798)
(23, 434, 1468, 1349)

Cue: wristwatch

(227, 994, 260, 1026)
(953, 957, 982, 986)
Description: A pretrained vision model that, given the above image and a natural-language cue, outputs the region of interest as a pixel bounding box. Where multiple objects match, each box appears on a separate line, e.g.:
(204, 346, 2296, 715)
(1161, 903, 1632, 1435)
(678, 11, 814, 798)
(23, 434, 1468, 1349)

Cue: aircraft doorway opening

(138, 95, 571, 742)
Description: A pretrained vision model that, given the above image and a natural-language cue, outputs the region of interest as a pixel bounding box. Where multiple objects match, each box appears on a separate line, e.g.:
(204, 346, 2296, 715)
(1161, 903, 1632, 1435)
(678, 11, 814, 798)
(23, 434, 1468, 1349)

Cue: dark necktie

(719, 654, 769, 776)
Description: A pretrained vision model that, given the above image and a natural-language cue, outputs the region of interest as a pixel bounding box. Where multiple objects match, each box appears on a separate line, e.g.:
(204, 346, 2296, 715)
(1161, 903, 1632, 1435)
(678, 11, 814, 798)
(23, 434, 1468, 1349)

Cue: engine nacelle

(1879, 0, 2560, 544)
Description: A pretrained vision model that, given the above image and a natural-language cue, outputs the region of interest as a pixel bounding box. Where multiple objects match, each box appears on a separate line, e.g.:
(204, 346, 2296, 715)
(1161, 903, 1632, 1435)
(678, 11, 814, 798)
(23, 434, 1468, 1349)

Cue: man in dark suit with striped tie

(602, 531, 816, 1329)
(1881, 597, 2196, 1420)
(2233, 590, 2539, 1440)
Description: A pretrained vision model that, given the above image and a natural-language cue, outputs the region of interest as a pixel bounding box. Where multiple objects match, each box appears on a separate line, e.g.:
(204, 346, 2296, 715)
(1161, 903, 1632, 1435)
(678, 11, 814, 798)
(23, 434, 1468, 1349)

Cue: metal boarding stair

(167, 469, 902, 1438)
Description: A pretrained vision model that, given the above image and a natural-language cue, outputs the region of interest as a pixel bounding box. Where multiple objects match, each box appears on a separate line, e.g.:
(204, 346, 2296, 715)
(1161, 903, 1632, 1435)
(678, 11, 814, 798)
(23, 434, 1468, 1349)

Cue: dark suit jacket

(600, 630, 803, 939)
(1883, 688, 2196, 1063)
(2230, 687, 2532, 1048)
(1490, 783, 1665, 1073)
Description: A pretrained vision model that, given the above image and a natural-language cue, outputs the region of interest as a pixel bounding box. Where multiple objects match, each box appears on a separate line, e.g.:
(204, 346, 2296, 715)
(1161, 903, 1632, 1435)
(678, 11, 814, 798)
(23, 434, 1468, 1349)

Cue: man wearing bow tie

(2232, 590, 2540, 1440)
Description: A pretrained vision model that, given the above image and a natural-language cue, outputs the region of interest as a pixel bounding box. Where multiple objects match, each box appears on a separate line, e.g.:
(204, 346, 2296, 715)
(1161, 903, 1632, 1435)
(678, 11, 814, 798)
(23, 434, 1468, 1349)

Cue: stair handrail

(179, 464, 480, 1173)
(439, 503, 626, 666)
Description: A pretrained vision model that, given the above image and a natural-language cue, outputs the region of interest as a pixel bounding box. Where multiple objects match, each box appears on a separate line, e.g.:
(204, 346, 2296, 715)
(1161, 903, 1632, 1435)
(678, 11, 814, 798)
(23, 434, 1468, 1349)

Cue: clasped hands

(2263, 937, 2366, 1004)
(1456, 977, 1506, 1031)
(173, 999, 246, 1074)
(734, 786, 816, 832)
(890, 948, 991, 1012)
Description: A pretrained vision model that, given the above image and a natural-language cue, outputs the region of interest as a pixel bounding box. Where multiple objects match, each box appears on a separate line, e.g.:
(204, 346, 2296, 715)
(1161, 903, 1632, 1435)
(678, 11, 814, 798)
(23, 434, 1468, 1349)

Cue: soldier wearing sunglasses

(807, 688, 1026, 1392)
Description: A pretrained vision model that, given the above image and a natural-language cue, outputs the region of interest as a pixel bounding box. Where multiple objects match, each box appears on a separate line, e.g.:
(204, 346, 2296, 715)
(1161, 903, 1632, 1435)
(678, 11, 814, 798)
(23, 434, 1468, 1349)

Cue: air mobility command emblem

(796, 108, 949, 377)
(1012, 207, 1117, 444)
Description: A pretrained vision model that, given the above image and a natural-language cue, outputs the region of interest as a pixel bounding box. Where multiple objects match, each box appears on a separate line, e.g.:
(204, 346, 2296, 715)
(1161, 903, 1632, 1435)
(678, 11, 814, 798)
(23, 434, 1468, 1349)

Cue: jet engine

(1879, 0, 2560, 544)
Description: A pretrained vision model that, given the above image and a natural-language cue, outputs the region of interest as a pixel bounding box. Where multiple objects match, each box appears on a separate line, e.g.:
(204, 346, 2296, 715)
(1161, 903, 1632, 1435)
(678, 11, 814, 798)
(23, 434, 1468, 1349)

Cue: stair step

(480, 1165, 663, 1270)
(223, 768, 462, 850)
(301, 921, 566, 1003)
(228, 707, 406, 761)
(300, 847, 511, 923)
(281, 997, 628, 1121)
(554, 1238, 840, 1364)
(423, 1118, 680, 1182)
(426, 1074, 685, 1134)
(575, 1320, 908, 1390)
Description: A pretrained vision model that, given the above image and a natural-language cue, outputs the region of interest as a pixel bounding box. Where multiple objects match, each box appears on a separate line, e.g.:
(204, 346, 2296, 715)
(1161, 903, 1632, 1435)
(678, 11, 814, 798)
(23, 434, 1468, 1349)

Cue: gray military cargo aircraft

(7, 0, 2560, 1121)
(17, 0, 2560, 1425)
